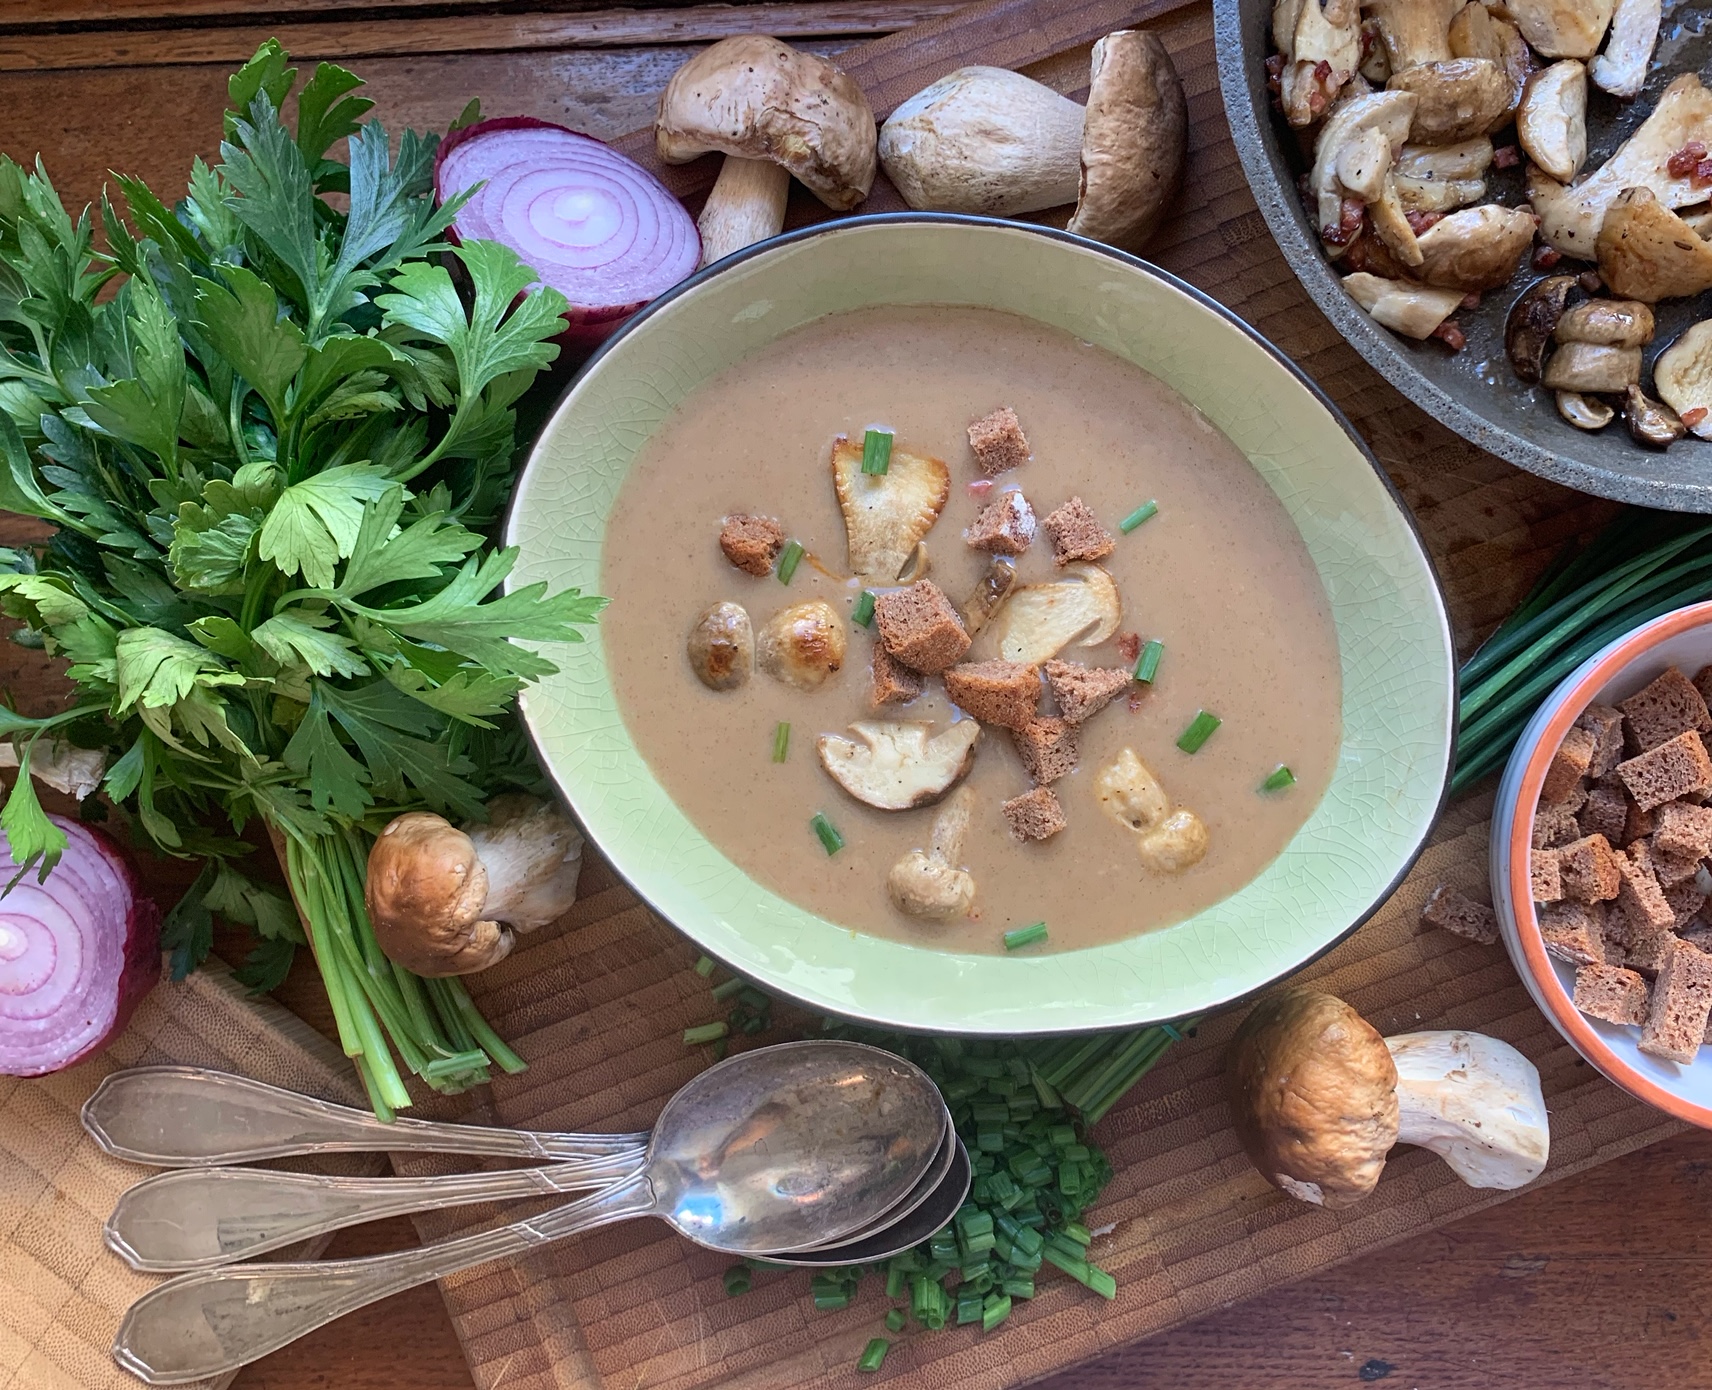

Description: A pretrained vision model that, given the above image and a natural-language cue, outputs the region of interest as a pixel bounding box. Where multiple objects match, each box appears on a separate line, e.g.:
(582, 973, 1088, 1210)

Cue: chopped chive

(723, 1264, 752, 1296)
(981, 1292, 1012, 1332)
(683, 1021, 728, 1046)
(1133, 639, 1164, 684)
(857, 1337, 890, 1371)
(772, 721, 791, 763)
(693, 955, 715, 977)
(1086, 1265, 1117, 1300)
(1003, 921, 1048, 951)
(861, 428, 894, 476)
(852, 589, 876, 627)
(814, 1287, 853, 1311)
(811, 812, 845, 855)
(884, 1308, 906, 1333)
(776, 540, 804, 584)
(1260, 763, 1296, 792)
(1118, 499, 1158, 533)
(1176, 709, 1221, 753)
(711, 975, 747, 1001)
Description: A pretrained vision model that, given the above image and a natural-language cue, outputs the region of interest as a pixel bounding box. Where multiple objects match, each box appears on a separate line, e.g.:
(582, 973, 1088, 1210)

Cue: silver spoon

(113, 1040, 945, 1385)
(82, 1066, 652, 1167)
(770, 1138, 972, 1267)
(106, 1107, 949, 1273)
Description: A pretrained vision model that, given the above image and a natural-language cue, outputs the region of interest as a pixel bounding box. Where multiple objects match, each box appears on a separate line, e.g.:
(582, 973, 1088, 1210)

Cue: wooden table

(5, 1, 1712, 1388)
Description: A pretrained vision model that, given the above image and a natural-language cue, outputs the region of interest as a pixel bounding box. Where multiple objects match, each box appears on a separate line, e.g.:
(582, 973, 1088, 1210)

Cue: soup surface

(602, 306, 1343, 954)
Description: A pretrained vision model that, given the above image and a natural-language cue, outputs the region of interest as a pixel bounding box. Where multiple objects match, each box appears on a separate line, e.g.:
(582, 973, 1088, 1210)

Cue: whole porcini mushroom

(887, 787, 976, 920)
(656, 35, 876, 267)
(878, 31, 1186, 254)
(1226, 988, 1550, 1208)
(366, 795, 584, 977)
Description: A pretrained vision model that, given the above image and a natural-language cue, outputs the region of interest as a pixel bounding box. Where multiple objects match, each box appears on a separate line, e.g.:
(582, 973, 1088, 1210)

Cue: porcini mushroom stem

(697, 156, 792, 267)
(1386, 1030, 1550, 1190)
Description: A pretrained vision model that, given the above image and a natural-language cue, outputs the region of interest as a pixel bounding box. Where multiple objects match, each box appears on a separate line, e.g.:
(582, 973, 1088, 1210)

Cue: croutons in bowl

(1495, 601, 1712, 1126)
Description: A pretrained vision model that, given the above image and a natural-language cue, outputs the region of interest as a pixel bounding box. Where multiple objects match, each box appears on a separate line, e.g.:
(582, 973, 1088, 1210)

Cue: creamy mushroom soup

(601, 306, 1343, 953)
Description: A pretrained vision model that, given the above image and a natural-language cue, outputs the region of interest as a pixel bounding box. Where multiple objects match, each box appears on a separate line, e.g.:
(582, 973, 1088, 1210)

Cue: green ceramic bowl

(506, 215, 1454, 1033)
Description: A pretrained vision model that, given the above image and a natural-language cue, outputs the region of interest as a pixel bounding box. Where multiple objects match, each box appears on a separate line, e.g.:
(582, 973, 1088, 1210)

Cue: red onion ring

(435, 117, 700, 345)
(0, 816, 159, 1076)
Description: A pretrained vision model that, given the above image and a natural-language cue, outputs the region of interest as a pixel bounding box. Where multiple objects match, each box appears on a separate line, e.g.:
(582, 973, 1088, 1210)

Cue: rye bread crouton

(1617, 843, 1675, 933)
(1533, 803, 1582, 849)
(1654, 800, 1712, 859)
(1541, 726, 1596, 804)
(1002, 786, 1066, 842)
(719, 514, 785, 576)
(1621, 666, 1711, 751)
(1694, 664, 1712, 708)
(1419, 884, 1499, 944)
(1577, 703, 1627, 778)
(943, 660, 1039, 729)
(1649, 839, 1703, 887)
(1667, 879, 1708, 929)
(1640, 938, 1712, 1062)
(1011, 716, 1079, 785)
(1043, 660, 1131, 724)
(1617, 730, 1712, 811)
(967, 407, 1031, 477)
(1577, 782, 1629, 843)
(873, 580, 971, 674)
(1573, 963, 1650, 1026)
(1531, 848, 1563, 903)
(1624, 796, 1658, 845)
(965, 491, 1037, 555)
(870, 643, 923, 707)
(1041, 497, 1115, 566)
(1540, 900, 1606, 965)
(1557, 834, 1623, 903)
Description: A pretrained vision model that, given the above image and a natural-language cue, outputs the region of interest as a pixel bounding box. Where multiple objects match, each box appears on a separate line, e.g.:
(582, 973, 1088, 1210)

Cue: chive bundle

(1119, 499, 1158, 533)
(862, 428, 894, 476)
(1454, 511, 1712, 792)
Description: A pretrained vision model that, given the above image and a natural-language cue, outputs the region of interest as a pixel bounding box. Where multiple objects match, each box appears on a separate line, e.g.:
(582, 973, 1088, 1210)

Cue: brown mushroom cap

(365, 812, 513, 977)
(1225, 987, 1400, 1208)
(655, 35, 876, 210)
(1067, 30, 1187, 253)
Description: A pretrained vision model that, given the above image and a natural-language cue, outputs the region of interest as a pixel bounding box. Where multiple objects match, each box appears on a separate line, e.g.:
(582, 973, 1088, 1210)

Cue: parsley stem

(441, 974, 529, 1075)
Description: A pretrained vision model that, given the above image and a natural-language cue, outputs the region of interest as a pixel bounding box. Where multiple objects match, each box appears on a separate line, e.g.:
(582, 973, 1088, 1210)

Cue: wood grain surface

(3, 1, 1710, 1388)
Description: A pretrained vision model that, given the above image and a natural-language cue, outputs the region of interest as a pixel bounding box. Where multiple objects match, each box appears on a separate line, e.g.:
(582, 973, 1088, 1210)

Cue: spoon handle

(114, 1175, 656, 1385)
(107, 1150, 650, 1271)
(82, 1067, 651, 1166)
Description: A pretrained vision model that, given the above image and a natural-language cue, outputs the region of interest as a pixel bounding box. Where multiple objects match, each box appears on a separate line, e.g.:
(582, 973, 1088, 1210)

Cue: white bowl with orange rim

(1493, 600, 1712, 1128)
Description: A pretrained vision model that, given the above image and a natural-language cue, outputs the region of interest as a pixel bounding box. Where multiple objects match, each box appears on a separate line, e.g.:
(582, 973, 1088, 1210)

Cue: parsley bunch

(0, 42, 603, 1115)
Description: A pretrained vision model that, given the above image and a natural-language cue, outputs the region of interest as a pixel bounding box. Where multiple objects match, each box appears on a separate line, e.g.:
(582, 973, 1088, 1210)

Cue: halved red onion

(0, 816, 160, 1076)
(435, 117, 700, 345)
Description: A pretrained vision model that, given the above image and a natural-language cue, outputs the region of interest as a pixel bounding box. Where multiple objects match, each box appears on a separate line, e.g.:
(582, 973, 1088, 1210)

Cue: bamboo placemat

(0, 961, 371, 1390)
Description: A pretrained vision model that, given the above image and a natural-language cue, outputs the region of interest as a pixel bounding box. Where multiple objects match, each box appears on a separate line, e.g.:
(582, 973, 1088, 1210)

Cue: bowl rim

(509, 210, 1457, 1032)
(1210, 0, 1712, 512)
(1504, 600, 1712, 1126)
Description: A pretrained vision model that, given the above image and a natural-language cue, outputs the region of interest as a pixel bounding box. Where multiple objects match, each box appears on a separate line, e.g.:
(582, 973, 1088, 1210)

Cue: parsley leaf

(0, 740, 68, 881)
(281, 686, 370, 818)
(316, 679, 484, 818)
(114, 627, 233, 712)
(252, 610, 368, 678)
(160, 859, 218, 980)
(385, 663, 520, 729)
(257, 462, 391, 586)
(295, 62, 373, 166)
(193, 264, 306, 425)
(336, 488, 479, 597)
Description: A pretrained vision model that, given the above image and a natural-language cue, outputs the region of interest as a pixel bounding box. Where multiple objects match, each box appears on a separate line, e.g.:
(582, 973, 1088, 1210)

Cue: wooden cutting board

(387, 4, 1682, 1388)
(0, 961, 373, 1390)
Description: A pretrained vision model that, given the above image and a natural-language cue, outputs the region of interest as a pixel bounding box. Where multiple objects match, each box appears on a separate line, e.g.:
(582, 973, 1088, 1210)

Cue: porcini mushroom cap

(1066, 30, 1187, 253)
(366, 812, 514, 977)
(655, 35, 876, 210)
(1225, 987, 1401, 1208)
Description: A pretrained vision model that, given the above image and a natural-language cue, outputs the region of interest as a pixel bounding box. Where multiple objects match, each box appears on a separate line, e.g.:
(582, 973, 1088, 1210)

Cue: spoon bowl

(765, 1138, 972, 1267)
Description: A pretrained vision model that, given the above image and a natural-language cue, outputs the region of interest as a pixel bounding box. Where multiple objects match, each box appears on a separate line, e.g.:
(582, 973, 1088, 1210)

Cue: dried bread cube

(1617, 730, 1712, 811)
(1578, 782, 1629, 843)
(1041, 497, 1116, 566)
(1573, 963, 1650, 1027)
(1649, 840, 1702, 887)
(1666, 879, 1708, 929)
(1624, 796, 1658, 845)
(1533, 803, 1582, 849)
(1419, 884, 1499, 945)
(1623, 927, 1672, 976)
(1694, 664, 1712, 708)
(1654, 800, 1712, 859)
(1620, 666, 1711, 751)
(1542, 725, 1596, 804)
(1043, 660, 1132, 724)
(870, 643, 923, 707)
(1011, 716, 1079, 785)
(943, 660, 1039, 729)
(719, 514, 785, 576)
(967, 407, 1031, 477)
(1002, 786, 1066, 842)
(873, 580, 971, 674)
(1557, 834, 1623, 903)
(1576, 703, 1627, 778)
(1639, 938, 1712, 1062)
(1539, 900, 1605, 965)
(1681, 921, 1712, 953)
(1530, 848, 1564, 903)
(965, 490, 1037, 555)
(1617, 843, 1676, 933)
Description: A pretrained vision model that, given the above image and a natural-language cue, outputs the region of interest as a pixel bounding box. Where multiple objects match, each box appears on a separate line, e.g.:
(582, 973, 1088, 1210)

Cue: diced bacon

(1668, 141, 1708, 178)
(967, 478, 994, 499)
(1492, 144, 1520, 169)
(1405, 210, 1444, 235)
(1323, 197, 1365, 246)
(1698, 158, 1712, 186)
(1533, 244, 1562, 270)
(1116, 632, 1141, 665)
(1460, 292, 1482, 310)
(1431, 320, 1467, 351)
(1683, 407, 1708, 427)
